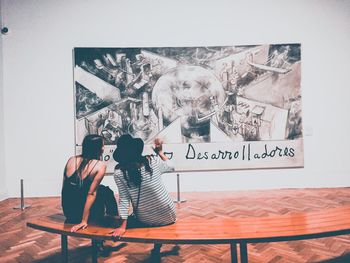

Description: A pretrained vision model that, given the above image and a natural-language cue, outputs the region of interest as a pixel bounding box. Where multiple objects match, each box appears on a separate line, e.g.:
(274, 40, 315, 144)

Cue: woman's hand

(153, 138, 163, 153)
(110, 227, 126, 239)
(71, 221, 88, 232)
(153, 138, 170, 161)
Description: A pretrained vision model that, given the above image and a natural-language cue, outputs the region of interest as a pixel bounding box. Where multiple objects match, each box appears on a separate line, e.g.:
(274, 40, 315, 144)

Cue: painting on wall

(73, 44, 303, 172)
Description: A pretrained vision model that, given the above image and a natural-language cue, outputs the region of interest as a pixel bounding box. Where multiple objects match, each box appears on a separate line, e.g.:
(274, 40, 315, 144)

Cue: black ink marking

(211, 153, 219, 159)
(164, 152, 173, 160)
(185, 144, 195, 159)
(182, 143, 296, 162)
(261, 144, 268, 159)
(225, 151, 232, 160)
(289, 148, 295, 157)
(242, 145, 245, 161)
(248, 143, 251, 161)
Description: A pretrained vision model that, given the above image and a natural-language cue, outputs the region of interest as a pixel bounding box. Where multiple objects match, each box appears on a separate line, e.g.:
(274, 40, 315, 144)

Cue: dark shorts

(63, 185, 118, 224)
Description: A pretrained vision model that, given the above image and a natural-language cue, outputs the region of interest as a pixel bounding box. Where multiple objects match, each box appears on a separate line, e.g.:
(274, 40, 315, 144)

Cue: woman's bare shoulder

(66, 156, 81, 167)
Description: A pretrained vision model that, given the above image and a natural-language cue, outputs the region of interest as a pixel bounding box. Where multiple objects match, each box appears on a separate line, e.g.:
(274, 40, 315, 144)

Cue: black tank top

(61, 161, 97, 223)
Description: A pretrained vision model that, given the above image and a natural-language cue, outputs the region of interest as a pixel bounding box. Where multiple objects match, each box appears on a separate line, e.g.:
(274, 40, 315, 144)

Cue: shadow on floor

(32, 246, 91, 263)
(32, 242, 127, 263)
(316, 253, 350, 263)
(126, 245, 181, 263)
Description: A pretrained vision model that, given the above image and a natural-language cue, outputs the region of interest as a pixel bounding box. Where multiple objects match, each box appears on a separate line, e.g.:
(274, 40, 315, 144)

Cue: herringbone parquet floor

(1, 188, 350, 263)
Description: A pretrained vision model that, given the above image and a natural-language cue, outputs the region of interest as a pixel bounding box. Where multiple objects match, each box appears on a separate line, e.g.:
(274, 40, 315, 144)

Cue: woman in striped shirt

(112, 134, 176, 239)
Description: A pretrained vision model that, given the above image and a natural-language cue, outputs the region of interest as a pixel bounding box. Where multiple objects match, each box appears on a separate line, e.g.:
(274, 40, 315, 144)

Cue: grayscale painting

(74, 44, 303, 172)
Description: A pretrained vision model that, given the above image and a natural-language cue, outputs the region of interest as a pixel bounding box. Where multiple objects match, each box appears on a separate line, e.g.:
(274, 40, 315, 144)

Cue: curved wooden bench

(27, 205, 350, 263)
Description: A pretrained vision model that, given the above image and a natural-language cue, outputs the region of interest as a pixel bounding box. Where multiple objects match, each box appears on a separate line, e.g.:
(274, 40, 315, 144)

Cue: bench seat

(27, 205, 350, 263)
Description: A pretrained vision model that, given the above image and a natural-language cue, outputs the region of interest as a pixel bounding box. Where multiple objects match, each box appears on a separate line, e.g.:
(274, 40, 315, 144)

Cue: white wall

(1, 0, 350, 197)
(0, 1, 7, 201)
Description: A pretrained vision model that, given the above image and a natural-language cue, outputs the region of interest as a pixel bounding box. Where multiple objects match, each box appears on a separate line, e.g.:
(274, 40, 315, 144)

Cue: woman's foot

(95, 240, 104, 252)
(95, 240, 110, 257)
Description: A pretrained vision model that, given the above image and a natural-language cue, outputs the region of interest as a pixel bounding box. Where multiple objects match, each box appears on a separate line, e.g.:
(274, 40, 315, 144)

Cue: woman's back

(61, 156, 100, 223)
(114, 156, 176, 226)
(65, 156, 100, 180)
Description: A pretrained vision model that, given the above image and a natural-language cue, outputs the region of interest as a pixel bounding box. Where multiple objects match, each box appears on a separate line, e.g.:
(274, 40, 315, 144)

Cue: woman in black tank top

(61, 134, 118, 231)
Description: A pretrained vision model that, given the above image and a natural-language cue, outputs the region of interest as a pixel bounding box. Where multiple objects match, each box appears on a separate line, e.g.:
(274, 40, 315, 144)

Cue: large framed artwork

(73, 44, 303, 172)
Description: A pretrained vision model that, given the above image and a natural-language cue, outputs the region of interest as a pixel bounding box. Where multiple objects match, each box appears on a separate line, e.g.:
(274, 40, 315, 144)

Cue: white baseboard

(0, 192, 8, 202)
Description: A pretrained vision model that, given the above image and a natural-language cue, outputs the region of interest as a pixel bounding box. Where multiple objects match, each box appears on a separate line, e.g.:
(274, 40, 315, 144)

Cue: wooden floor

(1, 188, 350, 263)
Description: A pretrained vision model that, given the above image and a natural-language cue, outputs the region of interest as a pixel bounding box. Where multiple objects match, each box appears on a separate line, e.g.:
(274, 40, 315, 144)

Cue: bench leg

(230, 243, 238, 263)
(240, 242, 248, 263)
(91, 239, 98, 263)
(61, 235, 68, 263)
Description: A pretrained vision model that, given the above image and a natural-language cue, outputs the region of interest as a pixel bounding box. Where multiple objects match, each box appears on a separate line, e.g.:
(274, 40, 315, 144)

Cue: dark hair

(82, 134, 104, 159)
(77, 134, 104, 177)
(113, 134, 152, 187)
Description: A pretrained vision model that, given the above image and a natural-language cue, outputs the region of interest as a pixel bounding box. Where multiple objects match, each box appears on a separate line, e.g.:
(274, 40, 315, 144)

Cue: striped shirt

(113, 156, 176, 226)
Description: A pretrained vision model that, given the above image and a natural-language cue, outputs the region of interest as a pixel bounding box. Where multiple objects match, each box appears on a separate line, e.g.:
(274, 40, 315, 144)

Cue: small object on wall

(1, 27, 9, 35)
(13, 179, 31, 210)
